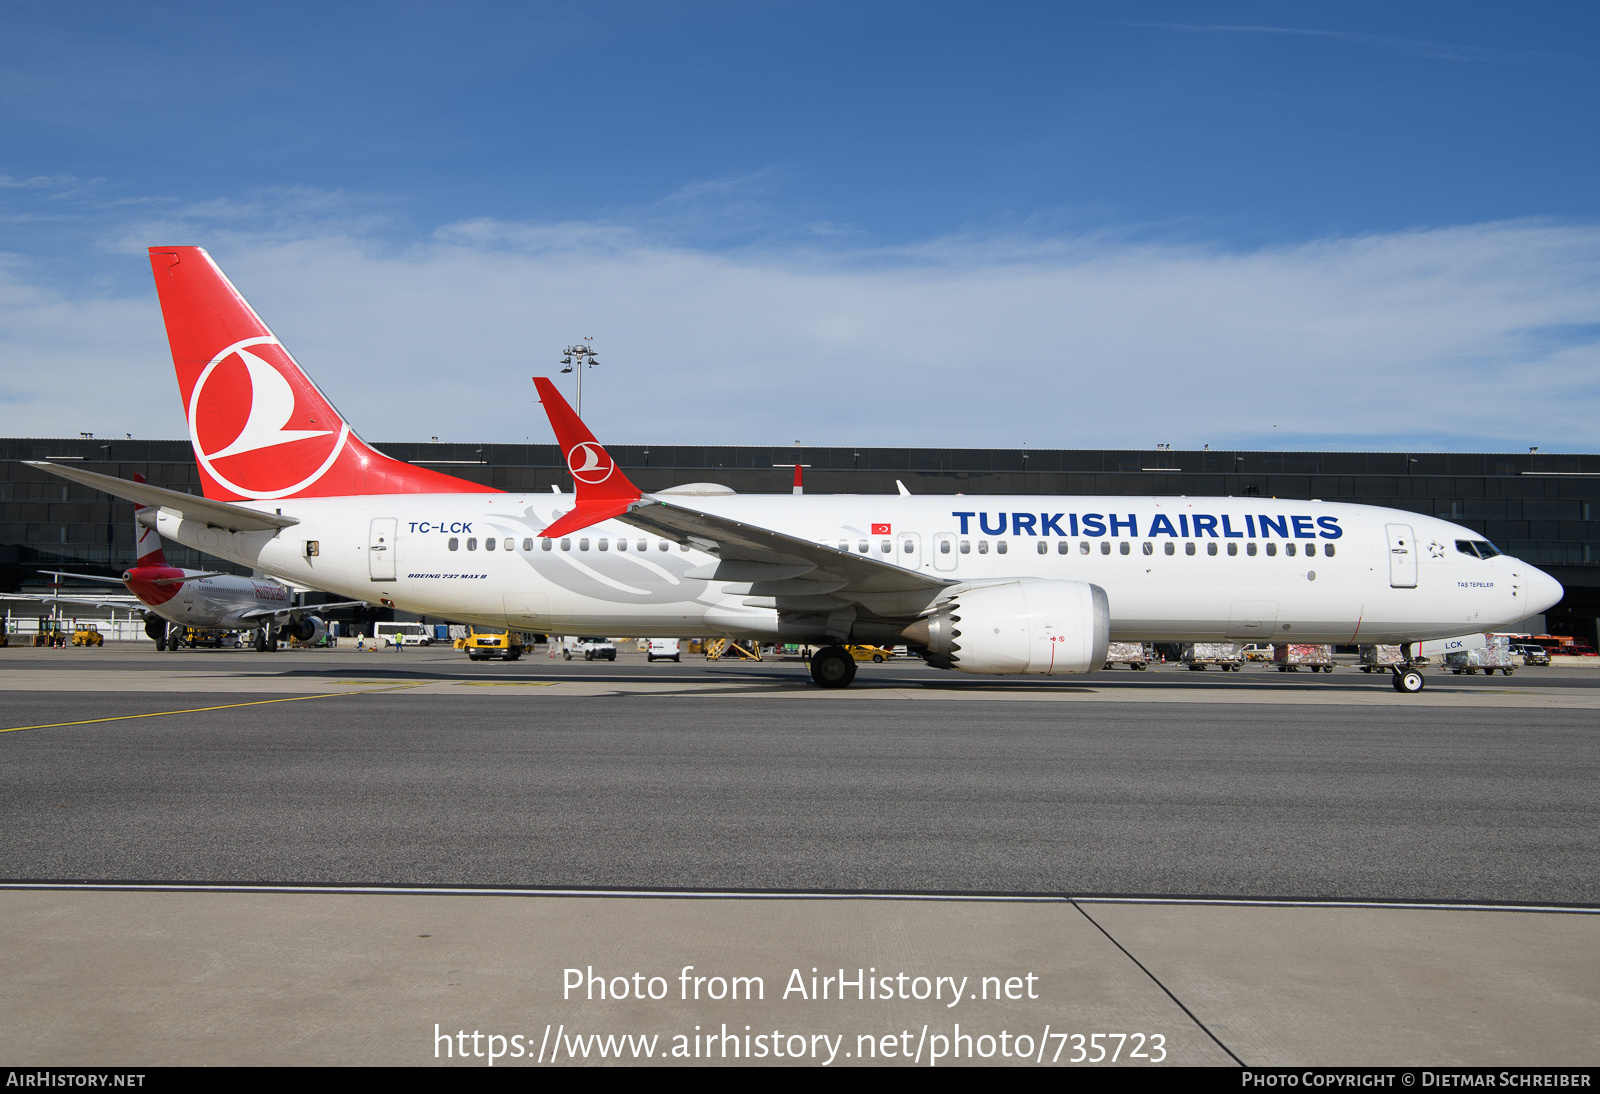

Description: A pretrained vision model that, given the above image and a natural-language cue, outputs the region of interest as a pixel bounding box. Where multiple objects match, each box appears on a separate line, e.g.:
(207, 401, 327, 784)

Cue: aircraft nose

(1524, 565, 1564, 615)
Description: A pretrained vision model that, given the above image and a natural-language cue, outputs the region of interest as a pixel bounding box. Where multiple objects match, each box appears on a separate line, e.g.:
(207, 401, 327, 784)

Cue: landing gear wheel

(1392, 668, 1425, 693)
(254, 629, 267, 652)
(809, 645, 857, 689)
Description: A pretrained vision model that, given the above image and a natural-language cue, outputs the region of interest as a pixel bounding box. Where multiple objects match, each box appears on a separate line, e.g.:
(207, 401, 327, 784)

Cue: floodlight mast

(559, 341, 600, 417)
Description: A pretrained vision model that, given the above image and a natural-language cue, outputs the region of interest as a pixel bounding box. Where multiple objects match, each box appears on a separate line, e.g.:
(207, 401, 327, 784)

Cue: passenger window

(997, 541, 1007, 554)
(1207, 542, 1218, 556)
(881, 539, 892, 553)
(857, 540, 869, 553)
(598, 538, 608, 551)
(1325, 544, 1336, 557)
(448, 537, 459, 551)
(1246, 542, 1257, 556)
(541, 538, 552, 551)
(902, 539, 914, 554)
(1305, 543, 1315, 557)
(1285, 543, 1297, 557)
(1037, 541, 1048, 555)
(680, 543, 690, 551)
(638, 539, 647, 552)
(579, 538, 590, 551)
(1080, 541, 1090, 554)
(1164, 542, 1175, 556)
(1143, 541, 1154, 556)
(659, 540, 669, 551)
(1119, 542, 1130, 555)
(467, 537, 478, 551)
(940, 539, 951, 554)
(1058, 541, 1069, 554)
(523, 538, 534, 552)
(485, 537, 495, 551)
(1100, 542, 1110, 555)
(616, 538, 627, 551)
(561, 538, 571, 551)
(1227, 542, 1237, 556)
(839, 539, 849, 552)
(960, 540, 971, 554)
(1266, 542, 1277, 556)
(978, 541, 989, 554)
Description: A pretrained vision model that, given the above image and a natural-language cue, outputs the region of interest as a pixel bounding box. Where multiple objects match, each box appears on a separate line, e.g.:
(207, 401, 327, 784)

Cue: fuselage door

(1386, 523, 1417, 588)
(1226, 600, 1279, 640)
(932, 532, 957, 572)
(369, 518, 397, 581)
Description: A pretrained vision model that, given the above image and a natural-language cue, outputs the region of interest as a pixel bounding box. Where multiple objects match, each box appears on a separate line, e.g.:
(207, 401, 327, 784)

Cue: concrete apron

(1, 889, 1595, 1067)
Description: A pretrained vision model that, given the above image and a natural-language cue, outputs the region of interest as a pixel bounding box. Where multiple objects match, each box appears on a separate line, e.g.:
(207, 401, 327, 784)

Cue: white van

(374, 622, 433, 648)
(562, 636, 616, 661)
(647, 638, 682, 662)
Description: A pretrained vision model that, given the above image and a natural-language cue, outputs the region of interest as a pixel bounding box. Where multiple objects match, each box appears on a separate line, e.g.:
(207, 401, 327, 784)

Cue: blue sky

(2, 2, 1598, 450)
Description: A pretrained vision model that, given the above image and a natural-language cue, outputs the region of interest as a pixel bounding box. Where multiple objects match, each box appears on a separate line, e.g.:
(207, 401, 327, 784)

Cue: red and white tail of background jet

(130, 472, 167, 567)
(148, 246, 498, 502)
(532, 377, 642, 538)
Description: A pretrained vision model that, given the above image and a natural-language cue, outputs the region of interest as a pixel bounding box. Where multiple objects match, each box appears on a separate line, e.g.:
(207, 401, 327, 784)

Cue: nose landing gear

(1391, 665, 1426, 693)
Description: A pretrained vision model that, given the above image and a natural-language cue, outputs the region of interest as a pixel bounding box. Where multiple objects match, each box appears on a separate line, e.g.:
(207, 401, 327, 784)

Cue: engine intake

(901, 579, 1110, 676)
(279, 615, 327, 644)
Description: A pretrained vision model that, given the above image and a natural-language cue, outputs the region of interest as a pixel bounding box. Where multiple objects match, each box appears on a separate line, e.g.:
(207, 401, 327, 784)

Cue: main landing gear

(808, 645, 857, 689)
(1391, 665, 1426, 693)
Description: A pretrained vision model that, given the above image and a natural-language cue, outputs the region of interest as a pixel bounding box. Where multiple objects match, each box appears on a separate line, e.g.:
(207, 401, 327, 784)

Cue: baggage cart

(1274, 643, 1335, 673)
(1181, 642, 1244, 671)
(1446, 635, 1515, 676)
(1103, 641, 1150, 669)
(1357, 645, 1405, 673)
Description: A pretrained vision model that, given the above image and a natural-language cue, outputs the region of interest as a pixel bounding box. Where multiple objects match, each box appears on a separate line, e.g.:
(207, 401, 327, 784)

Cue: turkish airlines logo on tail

(188, 337, 350, 499)
(567, 441, 616, 485)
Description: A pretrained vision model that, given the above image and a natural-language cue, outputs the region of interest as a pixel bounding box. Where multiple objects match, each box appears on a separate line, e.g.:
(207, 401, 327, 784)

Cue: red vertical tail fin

(148, 246, 498, 501)
(130, 472, 167, 567)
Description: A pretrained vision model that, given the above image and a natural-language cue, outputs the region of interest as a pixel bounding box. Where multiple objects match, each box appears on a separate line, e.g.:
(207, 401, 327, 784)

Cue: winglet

(533, 376, 642, 537)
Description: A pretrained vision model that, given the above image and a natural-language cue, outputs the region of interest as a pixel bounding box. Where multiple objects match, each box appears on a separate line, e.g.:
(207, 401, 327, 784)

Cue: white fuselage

(152, 493, 1562, 645)
(137, 571, 294, 631)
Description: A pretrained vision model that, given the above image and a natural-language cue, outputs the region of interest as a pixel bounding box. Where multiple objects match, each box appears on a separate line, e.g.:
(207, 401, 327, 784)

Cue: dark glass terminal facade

(4, 437, 1596, 642)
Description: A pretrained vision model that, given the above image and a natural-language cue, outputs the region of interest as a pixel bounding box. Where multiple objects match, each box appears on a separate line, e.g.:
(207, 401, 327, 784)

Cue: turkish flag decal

(872, 523, 892, 535)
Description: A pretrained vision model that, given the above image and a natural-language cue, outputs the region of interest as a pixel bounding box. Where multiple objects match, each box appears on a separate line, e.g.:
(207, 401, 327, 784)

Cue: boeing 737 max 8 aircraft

(26, 247, 1564, 691)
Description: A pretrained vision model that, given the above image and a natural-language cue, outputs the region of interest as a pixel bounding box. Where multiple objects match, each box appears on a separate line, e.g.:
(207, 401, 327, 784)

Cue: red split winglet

(533, 376, 642, 538)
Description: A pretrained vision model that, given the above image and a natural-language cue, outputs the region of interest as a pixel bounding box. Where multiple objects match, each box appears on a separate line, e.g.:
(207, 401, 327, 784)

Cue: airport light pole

(559, 341, 600, 417)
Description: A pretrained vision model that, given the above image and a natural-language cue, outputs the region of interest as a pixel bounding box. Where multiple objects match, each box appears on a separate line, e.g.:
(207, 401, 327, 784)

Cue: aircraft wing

(619, 498, 947, 596)
(237, 599, 374, 623)
(23, 462, 299, 532)
(530, 376, 948, 627)
(0, 592, 143, 612)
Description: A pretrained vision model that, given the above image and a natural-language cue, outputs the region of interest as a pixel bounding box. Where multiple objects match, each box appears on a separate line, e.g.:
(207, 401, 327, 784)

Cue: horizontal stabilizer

(25, 462, 299, 532)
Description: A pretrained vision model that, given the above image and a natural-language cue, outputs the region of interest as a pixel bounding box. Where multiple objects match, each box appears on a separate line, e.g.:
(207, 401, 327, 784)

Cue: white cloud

(2, 217, 1598, 451)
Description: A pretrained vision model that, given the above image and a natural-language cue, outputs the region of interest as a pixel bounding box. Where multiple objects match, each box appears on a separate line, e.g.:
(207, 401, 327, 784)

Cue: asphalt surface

(2, 651, 1596, 903)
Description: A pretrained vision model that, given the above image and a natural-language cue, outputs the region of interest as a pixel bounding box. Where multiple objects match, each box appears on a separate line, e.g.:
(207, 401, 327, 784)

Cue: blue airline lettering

(1193, 514, 1218, 537)
(1292, 516, 1317, 539)
(1221, 515, 1245, 538)
(952, 512, 975, 534)
(1069, 513, 1079, 536)
(1082, 514, 1106, 537)
(1259, 514, 1289, 539)
(1317, 516, 1343, 539)
(1150, 514, 1178, 537)
(1246, 515, 1256, 537)
(1109, 514, 1137, 537)
(1012, 513, 1038, 535)
(408, 521, 473, 534)
(1179, 514, 1190, 537)
(1041, 513, 1065, 536)
(979, 512, 1008, 535)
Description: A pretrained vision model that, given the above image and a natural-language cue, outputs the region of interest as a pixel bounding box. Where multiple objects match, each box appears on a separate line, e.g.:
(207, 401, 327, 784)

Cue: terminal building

(3, 437, 1597, 646)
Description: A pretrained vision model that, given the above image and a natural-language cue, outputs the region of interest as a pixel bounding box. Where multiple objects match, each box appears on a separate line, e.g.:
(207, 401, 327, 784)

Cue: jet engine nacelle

(279, 615, 327, 644)
(143, 615, 166, 640)
(903, 578, 1111, 675)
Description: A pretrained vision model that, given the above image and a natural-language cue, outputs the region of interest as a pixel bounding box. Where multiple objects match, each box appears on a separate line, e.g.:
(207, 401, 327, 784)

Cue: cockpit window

(1456, 539, 1503, 559)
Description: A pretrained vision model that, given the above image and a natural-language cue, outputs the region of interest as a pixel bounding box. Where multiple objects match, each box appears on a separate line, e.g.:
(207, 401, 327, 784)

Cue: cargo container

(1103, 641, 1150, 669)
(1181, 642, 1244, 671)
(1445, 635, 1516, 676)
(1274, 643, 1335, 672)
(1357, 645, 1405, 673)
